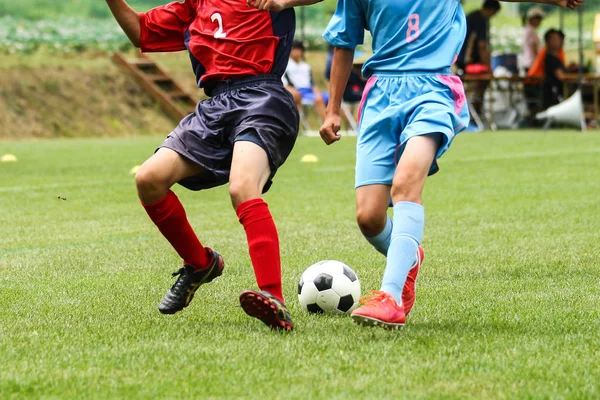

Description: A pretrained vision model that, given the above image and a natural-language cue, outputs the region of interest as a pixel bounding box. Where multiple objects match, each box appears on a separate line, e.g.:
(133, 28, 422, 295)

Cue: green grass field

(1, 131, 599, 399)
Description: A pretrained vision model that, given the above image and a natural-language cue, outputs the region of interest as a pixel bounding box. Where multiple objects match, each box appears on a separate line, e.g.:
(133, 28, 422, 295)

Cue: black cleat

(239, 290, 294, 331)
(158, 249, 224, 315)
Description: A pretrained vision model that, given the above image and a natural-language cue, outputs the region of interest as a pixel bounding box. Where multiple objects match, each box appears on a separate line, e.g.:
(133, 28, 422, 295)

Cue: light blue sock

(380, 201, 424, 305)
(364, 217, 392, 256)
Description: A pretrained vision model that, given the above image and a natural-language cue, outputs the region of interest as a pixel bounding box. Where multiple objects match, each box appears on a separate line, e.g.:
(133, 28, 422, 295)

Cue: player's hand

(550, 0, 584, 9)
(247, 0, 285, 12)
(319, 113, 342, 145)
(566, 0, 584, 9)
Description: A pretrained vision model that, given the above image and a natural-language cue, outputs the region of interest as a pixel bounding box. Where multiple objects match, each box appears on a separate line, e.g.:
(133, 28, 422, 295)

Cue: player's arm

(106, 0, 141, 47)
(247, 0, 323, 12)
(319, 0, 365, 144)
(319, 47, 354, 145)
(500, 0, 583, 10)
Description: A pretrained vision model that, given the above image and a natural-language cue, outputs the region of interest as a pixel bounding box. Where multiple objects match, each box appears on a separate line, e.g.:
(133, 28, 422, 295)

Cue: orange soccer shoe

(402, 245, 424, 317)
(351, 291, 405, 329)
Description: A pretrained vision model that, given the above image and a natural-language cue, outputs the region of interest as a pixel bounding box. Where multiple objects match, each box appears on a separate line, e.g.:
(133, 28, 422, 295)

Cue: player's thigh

(229, 140, 271, 196)
(136, 147, 207, 188)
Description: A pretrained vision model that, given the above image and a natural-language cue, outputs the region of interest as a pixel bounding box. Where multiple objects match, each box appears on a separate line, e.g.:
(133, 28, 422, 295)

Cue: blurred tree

(323, 0, 337, 16)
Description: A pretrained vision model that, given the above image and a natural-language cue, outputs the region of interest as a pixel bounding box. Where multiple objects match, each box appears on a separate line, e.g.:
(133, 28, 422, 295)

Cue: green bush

(0, 0, 167, 20)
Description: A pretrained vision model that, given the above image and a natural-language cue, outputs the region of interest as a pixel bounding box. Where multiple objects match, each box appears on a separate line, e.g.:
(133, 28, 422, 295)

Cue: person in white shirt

(522, 7, 545, 72)
(283, 41, 329, 121)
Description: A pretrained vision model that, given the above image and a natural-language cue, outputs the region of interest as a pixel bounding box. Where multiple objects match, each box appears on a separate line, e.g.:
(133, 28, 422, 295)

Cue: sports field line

(1, 146, 598, 192)
(0, 179, 132, 193)
(313, 146, 600, 172)
(449, 146, 600, 163)
(0, 233, 153, 257)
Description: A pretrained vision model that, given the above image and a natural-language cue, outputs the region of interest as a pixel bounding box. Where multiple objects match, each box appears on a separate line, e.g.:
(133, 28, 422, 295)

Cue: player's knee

(391, 171, 423, 203)
(356, 206, 387, 237)
(135, 166, 168, 197)
(229, 178, 260, 208)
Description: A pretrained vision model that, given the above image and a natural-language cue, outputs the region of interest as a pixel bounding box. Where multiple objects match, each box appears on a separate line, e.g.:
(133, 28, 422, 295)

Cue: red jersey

(139, 0, 296, 86)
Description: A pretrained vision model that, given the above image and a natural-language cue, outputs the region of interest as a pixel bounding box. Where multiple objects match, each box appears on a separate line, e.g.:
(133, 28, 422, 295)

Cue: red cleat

(402, 245, 424, 317)
(239, 290, 294, 332)
(351, 291, 405, 329)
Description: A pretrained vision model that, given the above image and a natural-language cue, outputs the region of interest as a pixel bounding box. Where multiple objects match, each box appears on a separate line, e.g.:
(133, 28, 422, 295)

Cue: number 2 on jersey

(211, 12, 227, 39)
(406, 13, 420, 43)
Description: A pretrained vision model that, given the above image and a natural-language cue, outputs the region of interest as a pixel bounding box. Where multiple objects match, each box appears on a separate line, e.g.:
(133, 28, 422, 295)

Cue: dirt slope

(0, 53, 201, 139)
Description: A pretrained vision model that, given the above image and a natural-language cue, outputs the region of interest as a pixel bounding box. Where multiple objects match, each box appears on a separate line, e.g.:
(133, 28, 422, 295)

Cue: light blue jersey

(323, 0, 467, 77)
(324, 0, 470, 187)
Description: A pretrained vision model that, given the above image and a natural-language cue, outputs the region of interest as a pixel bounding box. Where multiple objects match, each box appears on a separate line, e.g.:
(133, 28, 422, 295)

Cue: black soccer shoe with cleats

(158, 249, 224, 314)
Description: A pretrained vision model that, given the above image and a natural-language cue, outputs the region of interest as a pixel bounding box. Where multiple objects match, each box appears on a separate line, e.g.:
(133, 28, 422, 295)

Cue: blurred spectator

(457, 0, 501, 72)
(542, 29, 566, 109)
(523, 33, 565, 124)
(283, 41, 328, 121)
(521, 7, 545, 73)
(526, 47, 566, 81)
(457, 0, 501, 117)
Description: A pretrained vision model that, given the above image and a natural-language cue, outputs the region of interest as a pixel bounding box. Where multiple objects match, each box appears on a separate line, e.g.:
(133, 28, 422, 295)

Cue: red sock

(236, 198, 283, 302)
(142, 190, 210, 270)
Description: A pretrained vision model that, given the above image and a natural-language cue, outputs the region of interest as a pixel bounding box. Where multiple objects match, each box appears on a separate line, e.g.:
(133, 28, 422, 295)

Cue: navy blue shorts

(158, 75, 299, 193)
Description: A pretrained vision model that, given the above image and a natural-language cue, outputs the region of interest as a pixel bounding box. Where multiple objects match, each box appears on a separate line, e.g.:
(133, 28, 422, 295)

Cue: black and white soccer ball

(298, 260, 361, 314)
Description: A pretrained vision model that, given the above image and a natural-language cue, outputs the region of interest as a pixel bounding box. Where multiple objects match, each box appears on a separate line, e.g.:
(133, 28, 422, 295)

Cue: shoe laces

(170, 267, 192, 293)
(172, 267, 185, 278)
(358, 290, 395, 307)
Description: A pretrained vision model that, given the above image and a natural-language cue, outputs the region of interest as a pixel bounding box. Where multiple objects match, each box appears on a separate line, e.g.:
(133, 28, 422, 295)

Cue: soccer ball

(298, 260, 361, 314)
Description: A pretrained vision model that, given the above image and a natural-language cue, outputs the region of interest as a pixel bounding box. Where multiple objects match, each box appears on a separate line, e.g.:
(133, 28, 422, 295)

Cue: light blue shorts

(355, 72, 469, 188)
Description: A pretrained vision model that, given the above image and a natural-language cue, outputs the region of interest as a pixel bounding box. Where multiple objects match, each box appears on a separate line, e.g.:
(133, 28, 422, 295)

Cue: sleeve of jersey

(322, 0, 365, 49)
(139, 1, 196, 53)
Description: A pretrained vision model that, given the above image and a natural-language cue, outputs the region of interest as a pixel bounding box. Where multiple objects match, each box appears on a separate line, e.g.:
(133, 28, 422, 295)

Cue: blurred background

(1, 0, 599, 138)
(1, 0, 597, 54)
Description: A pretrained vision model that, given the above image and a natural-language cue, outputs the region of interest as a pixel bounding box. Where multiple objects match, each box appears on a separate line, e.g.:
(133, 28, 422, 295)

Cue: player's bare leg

(228, 141, 271, 209)
(136, 148, 225, 314)
(355, 183, 424, 317)
(136, 148, 205, 204)
(390, 134, 440, 203)
(230, 140, 293, 331)
(352, 134, 439, 328)
(356, 184, 390, 239)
